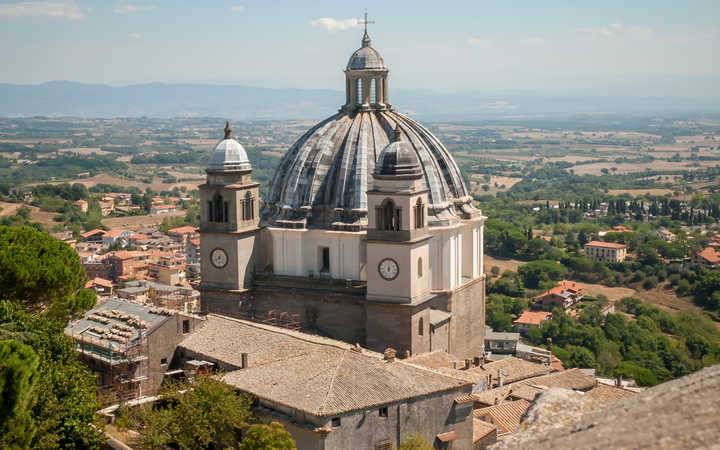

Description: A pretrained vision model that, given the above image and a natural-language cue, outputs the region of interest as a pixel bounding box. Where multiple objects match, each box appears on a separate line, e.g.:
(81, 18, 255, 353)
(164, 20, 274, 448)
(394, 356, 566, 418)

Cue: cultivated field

(484, 255, 526, 274)
(31, 173, 202, 192)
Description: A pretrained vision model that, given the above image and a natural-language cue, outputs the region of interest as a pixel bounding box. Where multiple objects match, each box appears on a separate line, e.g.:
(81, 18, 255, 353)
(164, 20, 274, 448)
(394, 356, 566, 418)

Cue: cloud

(311, 17, 361, 32)
(0, 1, 84, 19)
(129, 32, 142, 39)
(230, 5, 245, 13)
(575, 25, 621, 38)
(113, 4, 156, 15)
(468, 37, 492, 49)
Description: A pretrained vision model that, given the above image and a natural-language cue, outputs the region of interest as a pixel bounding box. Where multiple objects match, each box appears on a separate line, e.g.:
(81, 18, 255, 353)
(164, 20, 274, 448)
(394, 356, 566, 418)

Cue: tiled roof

(696, 247, 720, 263)
(441, 357, 551, 387)
(405, 350, 460, 369)
(104, 229, 129, 238)
(473, 419, 497, 443)
(535, 281, 582, 299)
(473, 400, 531, 434)
(513, 311, 552, 326)
(584, 383, 635, 402)
(85, 277, 113, 288)
(585, 241, 627, 249)
(474, 368, 596, 406)
(182, 315, 471, 417)
(81, 228, 105, 238)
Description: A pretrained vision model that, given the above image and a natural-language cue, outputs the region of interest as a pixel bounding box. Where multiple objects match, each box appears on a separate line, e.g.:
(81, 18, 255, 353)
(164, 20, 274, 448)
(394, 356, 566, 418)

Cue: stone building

(64, 298, 203, 402)
(176, 314, 475, 449)
(583, 241, 628, 263)
(199, 27, 486, 359)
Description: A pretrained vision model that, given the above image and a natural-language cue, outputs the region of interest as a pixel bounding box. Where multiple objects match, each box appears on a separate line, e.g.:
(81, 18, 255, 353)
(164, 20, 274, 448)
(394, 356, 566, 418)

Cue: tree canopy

(0, 339, 40, 449)
(0, 226, 95, 316)
(239, 422, 296, 450)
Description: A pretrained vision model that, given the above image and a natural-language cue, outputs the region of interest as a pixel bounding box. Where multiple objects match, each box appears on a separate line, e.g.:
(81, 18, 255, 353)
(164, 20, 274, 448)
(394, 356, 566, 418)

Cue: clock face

(210, 248, 228, 269)
(378, 258, 399, 281)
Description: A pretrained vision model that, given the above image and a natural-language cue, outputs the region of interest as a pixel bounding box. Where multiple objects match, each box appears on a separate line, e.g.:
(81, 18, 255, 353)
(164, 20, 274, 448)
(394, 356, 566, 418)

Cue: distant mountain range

(1, 81, 718, 121)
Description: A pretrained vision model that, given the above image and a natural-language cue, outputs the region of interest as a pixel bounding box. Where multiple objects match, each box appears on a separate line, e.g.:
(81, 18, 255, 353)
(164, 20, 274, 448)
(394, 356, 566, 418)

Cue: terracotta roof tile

(473, 400, 531, 434)
(585, 241, 627, 249)
(513, 311, 552, 326)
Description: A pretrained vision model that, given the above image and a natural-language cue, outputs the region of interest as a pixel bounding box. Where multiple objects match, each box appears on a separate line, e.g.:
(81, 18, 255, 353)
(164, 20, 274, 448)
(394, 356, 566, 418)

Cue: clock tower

(199, 122, 260, 315)
(365, 127, 433, 354)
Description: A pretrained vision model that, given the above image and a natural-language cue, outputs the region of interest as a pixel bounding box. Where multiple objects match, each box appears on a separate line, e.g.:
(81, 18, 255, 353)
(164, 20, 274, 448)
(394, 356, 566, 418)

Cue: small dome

(207, 122, 251, 171)
(375, 128, 422, 177)
(346, 31, 386, 70)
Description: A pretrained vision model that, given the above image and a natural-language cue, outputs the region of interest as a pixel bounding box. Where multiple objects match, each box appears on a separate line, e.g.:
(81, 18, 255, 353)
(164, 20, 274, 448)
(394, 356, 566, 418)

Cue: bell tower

(365, 127, 433, 355)
(199, 122, 260, 315)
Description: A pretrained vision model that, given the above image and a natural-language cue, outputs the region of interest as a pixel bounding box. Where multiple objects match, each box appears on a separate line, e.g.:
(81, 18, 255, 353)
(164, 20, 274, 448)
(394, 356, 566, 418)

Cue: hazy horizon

(1, 1, 719, 100)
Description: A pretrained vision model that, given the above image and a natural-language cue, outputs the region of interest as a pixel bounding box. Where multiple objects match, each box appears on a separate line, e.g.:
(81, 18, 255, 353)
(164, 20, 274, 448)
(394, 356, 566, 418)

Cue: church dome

(346, 31, 386, 70)
(208, 122, 252, 172)
(264, 109, 472, 229)
(262, 28, 476, 230)
(375, 127, 422, 177)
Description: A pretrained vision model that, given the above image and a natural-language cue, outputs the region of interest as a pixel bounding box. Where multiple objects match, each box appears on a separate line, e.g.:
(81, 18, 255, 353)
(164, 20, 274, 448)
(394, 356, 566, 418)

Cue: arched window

(418, 257, 422, 278)
(376, 198, 401, 231)
(212, 194, 225, 223)
(243, 191, 254, 221)
(370, 79, 377, 104)
(356, 78, 363, 105)
(414, 198, 425, 229)
(418, 318, 424, 336)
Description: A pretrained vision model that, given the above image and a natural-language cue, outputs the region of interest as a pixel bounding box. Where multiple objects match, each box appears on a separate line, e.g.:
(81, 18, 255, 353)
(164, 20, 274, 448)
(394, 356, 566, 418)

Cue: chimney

(488, 374, 493, 387)
(546, 337, 553, 353)
(473, 357, 481, 367)
(453, 361, 458, 370)
(616, 374, 623, 388)
(241, 353, 248, 369)
(465, 359, 472, 370)
(383, 348, 396, 362)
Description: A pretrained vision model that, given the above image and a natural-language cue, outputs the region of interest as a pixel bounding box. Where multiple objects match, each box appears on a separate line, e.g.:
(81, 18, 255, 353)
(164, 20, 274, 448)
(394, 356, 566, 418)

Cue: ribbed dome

(375, 128, 422, 177)
(347, 46, 386, 70)
(346, 30, 386, 70)
(263, 109, 474, 229)
(207, 122, 251, 172)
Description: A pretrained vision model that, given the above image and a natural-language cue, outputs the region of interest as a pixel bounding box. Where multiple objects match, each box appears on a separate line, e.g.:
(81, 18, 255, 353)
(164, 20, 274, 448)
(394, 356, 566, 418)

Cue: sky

(0, 0, 719, 98)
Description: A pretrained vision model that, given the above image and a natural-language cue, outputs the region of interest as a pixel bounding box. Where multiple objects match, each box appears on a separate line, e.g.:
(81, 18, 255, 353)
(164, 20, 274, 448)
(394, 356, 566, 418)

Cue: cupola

(207, 121, 252, 172)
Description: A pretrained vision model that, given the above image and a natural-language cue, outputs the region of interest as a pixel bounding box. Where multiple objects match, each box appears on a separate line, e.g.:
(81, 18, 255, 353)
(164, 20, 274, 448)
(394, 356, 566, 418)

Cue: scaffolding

(71, 332, 150, 405)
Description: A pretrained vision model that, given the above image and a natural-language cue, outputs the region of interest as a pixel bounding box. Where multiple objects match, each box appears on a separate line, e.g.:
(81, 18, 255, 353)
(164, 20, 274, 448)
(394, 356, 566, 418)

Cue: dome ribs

(267, 114, 339, 206)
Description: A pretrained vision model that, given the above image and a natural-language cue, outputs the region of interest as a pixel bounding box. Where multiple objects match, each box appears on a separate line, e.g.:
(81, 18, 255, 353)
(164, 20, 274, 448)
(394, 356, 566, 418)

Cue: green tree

(0, 301, 104, 449)
(137, 375, 252, 450)
(239, 422, 296, 450)
(518, 260, 567, 288)
(0, 339, 40, 449)
(0, 226, 96, 317)
(399, 433, 433, 450)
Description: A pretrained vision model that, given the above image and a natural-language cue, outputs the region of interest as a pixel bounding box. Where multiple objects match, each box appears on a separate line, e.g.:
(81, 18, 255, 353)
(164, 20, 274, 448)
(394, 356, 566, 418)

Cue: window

(320, 247, 330, 273)
(182, 319, 190, 334)
(331, 417, 341, 428)
(211, 194, 227, 223)
(370, 78, 377, 104)
(356, 78, 363, 105)
(243, 191, 254, 221)
(414, 198, 425, 229)
(379, 406, 388, 418)
(418, 318, 424, 336)
(418, 257, 422, 278)
(377, 199, 401, 231)
(160, 358, 168, 365)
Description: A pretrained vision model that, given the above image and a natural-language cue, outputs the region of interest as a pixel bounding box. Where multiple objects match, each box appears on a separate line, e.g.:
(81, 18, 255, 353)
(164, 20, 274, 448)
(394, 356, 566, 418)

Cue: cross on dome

(358, 11, 375, 47)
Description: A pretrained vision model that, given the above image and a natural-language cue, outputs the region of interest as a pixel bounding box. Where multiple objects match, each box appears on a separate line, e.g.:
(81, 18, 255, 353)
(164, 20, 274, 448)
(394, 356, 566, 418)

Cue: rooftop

(168, 226, 198, 234)
(181, 315, 471, 417)
(473, 399, 531, 434)
(535, 281, 582, 299)
(513, 311, 552, 326)
(491, 364, 720, 449)
(584, 241, 627, 249)
(696, 247, 720, 263)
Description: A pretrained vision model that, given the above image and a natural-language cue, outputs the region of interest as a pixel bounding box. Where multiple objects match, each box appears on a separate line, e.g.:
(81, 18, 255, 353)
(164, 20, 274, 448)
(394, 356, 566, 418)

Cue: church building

(199, 26, 486, 359)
